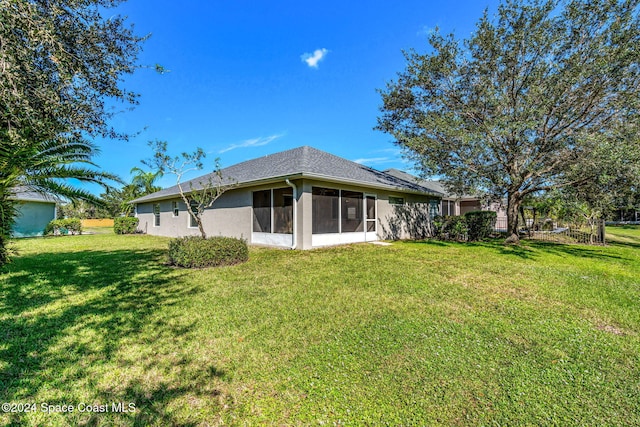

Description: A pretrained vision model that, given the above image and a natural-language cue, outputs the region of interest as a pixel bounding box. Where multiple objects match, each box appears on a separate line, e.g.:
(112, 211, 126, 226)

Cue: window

(153, 203, 160, 227)
(441, 200, 451, 216)
(253, 190, 271, 233)
(429, 200, 440, 219)
(189, 200, 198, 228)
(389, 196, 404, 205)
(312, 187, 339, 233)
(172, 201, 179, 217)
(273, 188, 293, 234)
(341, 191, 363, 232)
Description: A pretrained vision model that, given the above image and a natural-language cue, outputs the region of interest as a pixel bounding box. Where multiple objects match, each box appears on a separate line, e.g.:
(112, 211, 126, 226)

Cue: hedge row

(44, 218, 82, 236)
(168, 236, 248, 268)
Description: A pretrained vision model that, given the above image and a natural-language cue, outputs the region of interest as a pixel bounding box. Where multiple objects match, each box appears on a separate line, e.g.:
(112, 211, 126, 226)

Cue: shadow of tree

(405, 238, 631, 262)
(380, 204, 435, 240)
(606, 229, 640, 250)
(0, 247, 228, 426)
(478, 239, 632, 262)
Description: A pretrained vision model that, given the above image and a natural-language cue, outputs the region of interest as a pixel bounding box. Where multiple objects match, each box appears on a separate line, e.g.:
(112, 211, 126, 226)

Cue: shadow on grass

(489, 239, 630, 262)
(525, 240, 630, 261)
(605, 231, 640, 250)
(0, 247, 226, 426)
(405, 239, 452, 247)
(608, 239, 640, 251)
(406, 237, 630, 262)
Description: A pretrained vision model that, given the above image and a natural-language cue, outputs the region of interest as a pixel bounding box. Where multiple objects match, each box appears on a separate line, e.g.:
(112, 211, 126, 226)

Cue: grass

(1, 227, 639, 426)
(81, 225, 115, 235)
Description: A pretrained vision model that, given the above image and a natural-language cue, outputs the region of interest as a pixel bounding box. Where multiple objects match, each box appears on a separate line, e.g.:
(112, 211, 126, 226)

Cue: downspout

(285, 179, 297, 250)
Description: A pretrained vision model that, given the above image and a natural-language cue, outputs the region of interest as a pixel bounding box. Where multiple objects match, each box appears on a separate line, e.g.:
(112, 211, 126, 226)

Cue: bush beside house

(114, 217, 139, 234)
(168, 236, 248, 268)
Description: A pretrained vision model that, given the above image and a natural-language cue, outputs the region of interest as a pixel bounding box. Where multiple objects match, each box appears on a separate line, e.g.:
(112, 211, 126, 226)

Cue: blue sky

(95, 0, 501, 192)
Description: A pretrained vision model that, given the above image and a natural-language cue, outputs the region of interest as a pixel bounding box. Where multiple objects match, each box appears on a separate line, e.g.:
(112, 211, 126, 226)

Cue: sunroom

(251, 187, 294, 248)
(311, 187, 377, 247)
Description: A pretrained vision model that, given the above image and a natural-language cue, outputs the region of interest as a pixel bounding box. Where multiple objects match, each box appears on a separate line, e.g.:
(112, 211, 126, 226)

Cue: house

(131, 146, 444, 249)
(384, 168, 508, 225)
(9, 187, 57, 237)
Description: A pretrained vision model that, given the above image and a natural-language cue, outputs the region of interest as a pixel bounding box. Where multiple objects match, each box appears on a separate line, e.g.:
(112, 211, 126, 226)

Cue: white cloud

(219, 133, 284, 154)
(353, 157, 392, 165)
(301, 48, 329, 68)
(374, 148, 402, 155)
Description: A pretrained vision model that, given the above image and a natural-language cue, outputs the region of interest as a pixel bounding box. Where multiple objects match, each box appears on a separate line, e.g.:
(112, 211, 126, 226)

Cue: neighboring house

(131, 146, 444, 249)
(9, 187, 57, 237)
(384, 168, 507, 224)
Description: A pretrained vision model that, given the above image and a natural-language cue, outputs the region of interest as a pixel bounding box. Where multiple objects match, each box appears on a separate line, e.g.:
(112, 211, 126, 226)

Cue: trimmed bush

(464, 210, 497, 241)
(433, 215, 469, 241)
(44, 218, 82, 236)
(168, 236, 249, 268)
(114, 216, 139, 234)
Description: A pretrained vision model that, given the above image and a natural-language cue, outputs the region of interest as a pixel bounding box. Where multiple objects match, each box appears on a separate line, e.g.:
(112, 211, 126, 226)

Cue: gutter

(285, 179, 297, 250)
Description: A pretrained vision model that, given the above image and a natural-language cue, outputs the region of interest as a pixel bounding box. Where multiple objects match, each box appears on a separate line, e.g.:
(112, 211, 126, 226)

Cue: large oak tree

(377, 0, 640, 243)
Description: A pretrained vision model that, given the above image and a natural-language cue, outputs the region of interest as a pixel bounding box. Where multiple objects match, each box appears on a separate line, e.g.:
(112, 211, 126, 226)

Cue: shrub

(447, 216, 469, 240)
(168, 236, 249, 268)
(45, 218, 82, 235)
(114, 216, 139, 234)
(464, 210, 497, 241)
(433, 215, 469, 241)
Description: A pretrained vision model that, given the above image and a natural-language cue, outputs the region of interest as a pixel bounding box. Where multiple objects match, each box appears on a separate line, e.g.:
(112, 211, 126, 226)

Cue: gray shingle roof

(9, 187, 58, 203)
(383, 169, 448, 194)
(384, 168, 479, 200)
(131, 146, 443, 203)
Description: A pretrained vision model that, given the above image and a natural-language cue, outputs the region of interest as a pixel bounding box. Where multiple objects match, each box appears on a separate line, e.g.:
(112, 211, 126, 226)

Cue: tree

(376, 0, 640, 243)
(130, 167, 164, 195)
(145, 140, 236, 239)
(98, 167, 162, 217)
(1, 0, 145, 264)
(1, 138, 121, 263)
(99, 184, 141, 217)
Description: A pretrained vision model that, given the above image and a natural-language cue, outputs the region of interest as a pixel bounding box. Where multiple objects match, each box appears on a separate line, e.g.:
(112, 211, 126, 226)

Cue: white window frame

(365, 193, 377, 235)
(187, 200, 199, 229)
(153, 203, 160, 227)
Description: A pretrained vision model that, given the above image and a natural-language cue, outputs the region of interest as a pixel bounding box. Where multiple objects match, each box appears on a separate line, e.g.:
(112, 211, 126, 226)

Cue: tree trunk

(197, 218, 207, 239)
(505, 192, 522, 244)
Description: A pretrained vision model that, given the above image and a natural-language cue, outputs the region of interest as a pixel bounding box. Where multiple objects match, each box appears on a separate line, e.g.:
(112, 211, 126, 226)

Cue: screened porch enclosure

(311, 186, 377, 247)
(252, 188, 294, 247)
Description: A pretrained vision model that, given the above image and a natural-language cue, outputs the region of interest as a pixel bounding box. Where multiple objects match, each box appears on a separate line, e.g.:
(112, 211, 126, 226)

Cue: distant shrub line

(45, 218, 82, 236)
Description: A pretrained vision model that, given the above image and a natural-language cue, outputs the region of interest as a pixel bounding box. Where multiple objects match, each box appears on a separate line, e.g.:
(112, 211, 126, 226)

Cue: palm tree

(129, 166, 163, 195)
(0, 137, 120, 266)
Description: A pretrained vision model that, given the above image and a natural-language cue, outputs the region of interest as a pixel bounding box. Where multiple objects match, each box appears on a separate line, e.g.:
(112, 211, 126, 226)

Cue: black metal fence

(494, 218, 508, 233)
(492, 218, 606, 244)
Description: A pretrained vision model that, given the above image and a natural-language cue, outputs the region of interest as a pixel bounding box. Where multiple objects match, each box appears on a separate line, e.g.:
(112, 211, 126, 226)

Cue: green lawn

(1, 228, 639, 426)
